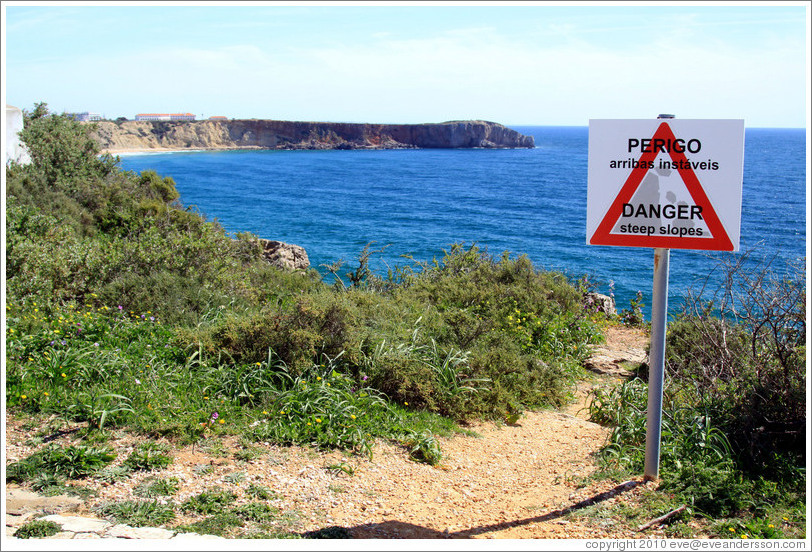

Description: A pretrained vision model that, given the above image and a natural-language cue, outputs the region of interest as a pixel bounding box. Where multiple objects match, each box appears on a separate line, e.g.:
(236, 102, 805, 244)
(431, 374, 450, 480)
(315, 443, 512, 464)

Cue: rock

(92, 119, 534, 152)
(583, 292, 616, 315)
(171, 532, 228, 540)
(258, 239, 310, 271)
(5, 486, 83, 516)
(39, 514, 112, 533)
(107, 524, 177, 539)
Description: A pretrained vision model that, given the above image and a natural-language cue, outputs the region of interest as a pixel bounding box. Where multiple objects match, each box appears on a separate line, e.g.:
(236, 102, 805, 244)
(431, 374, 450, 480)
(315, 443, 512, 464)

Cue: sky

(2, 1, 810, 127)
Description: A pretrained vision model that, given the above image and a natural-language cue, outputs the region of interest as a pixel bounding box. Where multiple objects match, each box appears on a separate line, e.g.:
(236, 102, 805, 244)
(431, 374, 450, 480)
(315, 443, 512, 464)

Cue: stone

(106, 524, 177, 539)
(5, 486, 83, 516)
(40, 514, 112, 534)
(171, 532, 228, 540)
(583, 292, 616, 315)
(73, 532, 102, 539)
(5, 511, 37, 527)
(259, 239, 310, 271)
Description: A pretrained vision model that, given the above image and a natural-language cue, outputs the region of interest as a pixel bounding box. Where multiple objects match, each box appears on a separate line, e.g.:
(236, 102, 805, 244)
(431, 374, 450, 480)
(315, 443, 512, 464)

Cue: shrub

(14, 520, 61, 538)
(402, 430, 443, 466)
(6, 444, 116, 482)
(666, 252, 805, 473)
(181, 489, 237, 515)
(175, 512, 244, 537)
(95, 500, 176, 527)
(133, 476, 180, 498)
(123, 441, 173, 471)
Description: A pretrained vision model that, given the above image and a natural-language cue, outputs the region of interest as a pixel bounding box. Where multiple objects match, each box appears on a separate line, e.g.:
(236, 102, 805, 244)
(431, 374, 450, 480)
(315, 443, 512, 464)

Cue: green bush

(95, 500, 176, 527)
(123, 441, 173, 471)
(402, 430, 443, 466)
(175, 512, 244, 537)
(181, 489, 237, 515)
(14, 520, 61, 538)
(665, 253, 805, 473)
(589, 254, 805, 528)
(133, 476, 180, 498)
(7, 102, 604, 473)
(6, 444, 116, 482)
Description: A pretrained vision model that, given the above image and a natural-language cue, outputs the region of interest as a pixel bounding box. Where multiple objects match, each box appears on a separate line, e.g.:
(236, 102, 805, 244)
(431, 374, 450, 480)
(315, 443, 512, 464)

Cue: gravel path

(5, 325, 657, 540)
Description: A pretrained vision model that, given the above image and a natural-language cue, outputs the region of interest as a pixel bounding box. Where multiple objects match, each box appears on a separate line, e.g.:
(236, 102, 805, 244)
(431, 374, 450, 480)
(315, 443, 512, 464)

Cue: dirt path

(5, 325, 656, 540)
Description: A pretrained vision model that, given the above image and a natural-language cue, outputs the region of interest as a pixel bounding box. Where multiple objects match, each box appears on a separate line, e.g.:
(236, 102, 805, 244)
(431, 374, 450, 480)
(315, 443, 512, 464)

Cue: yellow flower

(61, 373, 67, 378)
(255, 362, 261, 366)
(728, 528, 735, 532)
(317, 376, 322, 381)
(768, 524, 774, 528)
(20, 395, 27, 399)
(280, 410, 285, 414)
(204, 396, 209, 400)
(350, 414, 356, 420)
(262, 410, 268, 415)
(219, 419, 225, 424)
(404, 402, 409, 406)
(741, 535, 748, 539)
(307, 422, 312, 426)
(316, 418, 322, 423)
(43, 392, 49, 396)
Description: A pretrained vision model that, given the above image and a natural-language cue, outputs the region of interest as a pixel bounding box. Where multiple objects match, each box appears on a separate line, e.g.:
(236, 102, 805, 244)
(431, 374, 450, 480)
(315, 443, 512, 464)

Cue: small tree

(19, 102, 118, 187)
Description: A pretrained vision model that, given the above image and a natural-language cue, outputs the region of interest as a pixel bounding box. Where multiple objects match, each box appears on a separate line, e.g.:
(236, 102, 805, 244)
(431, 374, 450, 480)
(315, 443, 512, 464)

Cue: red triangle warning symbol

(590, 122, 734, 251)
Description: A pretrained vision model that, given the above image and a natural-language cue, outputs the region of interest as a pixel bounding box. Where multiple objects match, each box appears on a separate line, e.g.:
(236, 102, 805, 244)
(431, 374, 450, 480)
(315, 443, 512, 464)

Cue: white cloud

(5, 8, 807, 126)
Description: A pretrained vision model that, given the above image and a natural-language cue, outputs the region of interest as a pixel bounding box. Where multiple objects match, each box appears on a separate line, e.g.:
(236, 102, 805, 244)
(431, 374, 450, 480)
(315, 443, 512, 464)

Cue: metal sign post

(643, 114, 674, 481)
(644, 246, 670, 480)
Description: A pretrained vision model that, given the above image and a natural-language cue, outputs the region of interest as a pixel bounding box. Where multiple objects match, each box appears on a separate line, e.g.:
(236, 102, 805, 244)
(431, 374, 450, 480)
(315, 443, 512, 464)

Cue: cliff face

(92, 119, 534, 152)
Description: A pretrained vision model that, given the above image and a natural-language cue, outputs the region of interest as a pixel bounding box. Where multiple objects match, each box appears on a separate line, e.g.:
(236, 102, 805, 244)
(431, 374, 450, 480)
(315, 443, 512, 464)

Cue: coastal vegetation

(5, 104, 805, 538)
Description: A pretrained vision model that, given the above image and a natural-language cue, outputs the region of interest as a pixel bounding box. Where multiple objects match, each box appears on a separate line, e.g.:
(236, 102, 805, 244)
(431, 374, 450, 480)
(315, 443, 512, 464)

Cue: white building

(5, 104, 32, 165)
(66, 112, 103, 122)
(135, 113, 196, 121)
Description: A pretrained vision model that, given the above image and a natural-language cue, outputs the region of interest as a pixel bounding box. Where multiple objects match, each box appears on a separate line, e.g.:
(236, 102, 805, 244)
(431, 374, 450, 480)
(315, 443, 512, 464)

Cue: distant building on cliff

(5, 104, 32, 166)
(208, 116, 228, 120)
(66, 112, 103, 122)
(135, 113, 196, 121)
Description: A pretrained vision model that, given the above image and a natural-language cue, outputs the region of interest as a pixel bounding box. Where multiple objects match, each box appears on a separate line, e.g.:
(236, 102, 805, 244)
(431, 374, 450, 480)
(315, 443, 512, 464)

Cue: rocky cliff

(92, 119, 534, 152)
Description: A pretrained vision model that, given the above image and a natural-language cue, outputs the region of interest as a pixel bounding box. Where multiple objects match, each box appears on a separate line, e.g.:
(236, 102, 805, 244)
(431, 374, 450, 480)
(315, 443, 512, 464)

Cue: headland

(92, 119, 535, 153)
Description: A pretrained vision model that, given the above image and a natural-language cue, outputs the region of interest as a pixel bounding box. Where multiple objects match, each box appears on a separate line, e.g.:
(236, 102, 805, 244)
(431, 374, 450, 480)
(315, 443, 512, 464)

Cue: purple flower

(210, 411, 219, 420)
(118, 305, 123, 310)
(362, 376, 368, 381)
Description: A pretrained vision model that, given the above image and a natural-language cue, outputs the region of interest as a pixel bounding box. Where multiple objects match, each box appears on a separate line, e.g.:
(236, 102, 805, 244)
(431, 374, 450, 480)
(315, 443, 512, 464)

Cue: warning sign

(586, 119, 744, 251)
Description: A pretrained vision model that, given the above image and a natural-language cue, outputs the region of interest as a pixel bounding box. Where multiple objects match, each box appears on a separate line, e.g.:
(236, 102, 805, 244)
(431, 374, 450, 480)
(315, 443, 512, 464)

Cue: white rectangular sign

(586, 119, 744, 251)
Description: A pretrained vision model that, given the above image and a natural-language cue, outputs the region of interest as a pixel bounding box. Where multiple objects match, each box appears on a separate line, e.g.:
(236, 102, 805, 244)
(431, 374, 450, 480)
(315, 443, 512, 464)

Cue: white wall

(5, 105, 32, 165)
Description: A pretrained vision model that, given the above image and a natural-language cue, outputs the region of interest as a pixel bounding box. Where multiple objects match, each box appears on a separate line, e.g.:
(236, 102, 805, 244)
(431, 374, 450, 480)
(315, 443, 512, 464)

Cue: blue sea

(118, 126, 807, 319)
